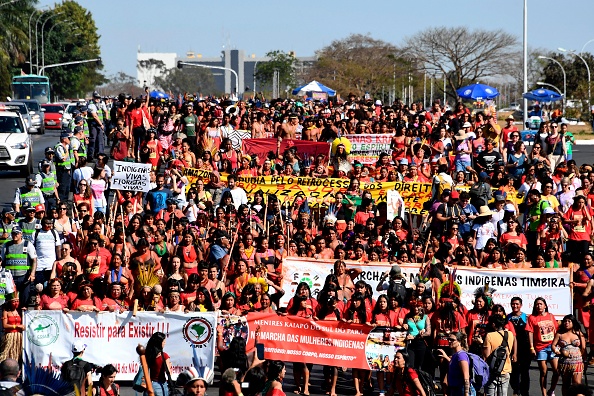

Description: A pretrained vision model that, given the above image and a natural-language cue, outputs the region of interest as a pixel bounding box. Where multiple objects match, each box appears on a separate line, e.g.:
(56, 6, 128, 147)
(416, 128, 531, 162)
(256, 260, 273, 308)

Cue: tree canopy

(154, 67, 216, 96)
(42, 1, 104, 99)
(307, 34, 405, 98)
(255, 50, 297, 93)
(403, 27, 518, 100)
(0, 0, 37, 97)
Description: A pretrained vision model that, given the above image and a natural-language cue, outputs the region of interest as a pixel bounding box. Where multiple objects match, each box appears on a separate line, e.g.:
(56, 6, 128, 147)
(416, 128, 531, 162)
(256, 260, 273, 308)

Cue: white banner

(24, 311, 216, 380)
(345, 134, 393, 165)
(280, 258, 572, 318)
(111, 161, 152, 192)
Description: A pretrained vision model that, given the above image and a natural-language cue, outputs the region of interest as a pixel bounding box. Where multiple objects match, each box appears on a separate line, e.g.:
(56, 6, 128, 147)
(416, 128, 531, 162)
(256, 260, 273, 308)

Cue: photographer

(432, 189, 463, 238)
(61, 341, 95, 392)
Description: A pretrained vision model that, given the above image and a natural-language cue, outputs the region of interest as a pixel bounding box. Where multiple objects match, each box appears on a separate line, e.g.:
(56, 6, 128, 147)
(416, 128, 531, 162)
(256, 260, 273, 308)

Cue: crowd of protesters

(1, 89, 593, 396)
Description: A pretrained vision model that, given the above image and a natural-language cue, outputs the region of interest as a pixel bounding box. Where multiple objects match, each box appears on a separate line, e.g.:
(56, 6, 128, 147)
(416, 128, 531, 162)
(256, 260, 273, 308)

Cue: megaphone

(226, 105, 238, 115)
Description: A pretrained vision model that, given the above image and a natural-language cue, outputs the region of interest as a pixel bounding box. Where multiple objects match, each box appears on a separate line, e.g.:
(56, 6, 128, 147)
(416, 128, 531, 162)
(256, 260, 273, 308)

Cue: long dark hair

(346, 292, 368, 324)
(532, 297, 549, 315)
(195, 286, 215, 311)
(223, 336, 248, 375)
(560, 314, 584, 336)
(145, 332, 166, 364)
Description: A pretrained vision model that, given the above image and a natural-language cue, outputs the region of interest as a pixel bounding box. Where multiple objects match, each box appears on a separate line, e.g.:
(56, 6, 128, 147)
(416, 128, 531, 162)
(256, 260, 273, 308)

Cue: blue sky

(39, 0, 594, 78)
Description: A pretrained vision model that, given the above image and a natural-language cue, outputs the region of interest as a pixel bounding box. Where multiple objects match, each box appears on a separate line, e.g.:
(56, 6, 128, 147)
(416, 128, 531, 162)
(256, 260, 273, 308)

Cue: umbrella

(149, 90, 170, 99)
(292, 80, 336, 97)
(522, 88, 563, 102)
(331, 137, 351, 155)
(456, 83, 500, 100)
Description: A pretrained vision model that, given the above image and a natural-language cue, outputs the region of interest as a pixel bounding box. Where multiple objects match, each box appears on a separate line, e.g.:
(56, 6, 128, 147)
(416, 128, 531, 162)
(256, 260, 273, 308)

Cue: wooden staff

(120, 204, 128, 263)
(136, 344, 154, 396)
(132, 299, 138, 317)
(263, 194, 268, 235)
(422, 230, 432, 264)
(285, 201, 290, 251)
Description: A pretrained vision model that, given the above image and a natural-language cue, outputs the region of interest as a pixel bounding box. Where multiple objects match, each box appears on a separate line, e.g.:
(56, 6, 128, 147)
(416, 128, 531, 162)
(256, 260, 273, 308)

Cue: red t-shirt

(82, 248, 112, 281)
(70, 296, 103, 311)
(499, 232, 527, 247)
(40, 294, 70, 310)
(394, 367, 420, 396)
(372, 311, 398, 327)
(466, 310, 491, 343)
(431, 311, 468, 334)
(526, 312, 558, 352)
(149, 352, 170, 382)
(564, 206, 593, 241)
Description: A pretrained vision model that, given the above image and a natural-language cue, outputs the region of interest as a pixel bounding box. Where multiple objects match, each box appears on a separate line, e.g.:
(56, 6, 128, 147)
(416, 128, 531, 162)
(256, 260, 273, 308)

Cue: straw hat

(477, 206, 493, 217)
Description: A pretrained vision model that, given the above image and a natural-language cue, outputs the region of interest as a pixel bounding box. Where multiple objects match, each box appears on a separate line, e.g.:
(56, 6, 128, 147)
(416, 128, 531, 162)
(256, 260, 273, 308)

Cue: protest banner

(183, 167, 229, 192)
(242, 138, 329, 160)
(24, 311, 216, 380)
(235, 175, 432, 213)
(111, 161, 152, 192)
(280, 258, 572, 318)
(243, 312, 407, 370)
(345, 134, 393, 165)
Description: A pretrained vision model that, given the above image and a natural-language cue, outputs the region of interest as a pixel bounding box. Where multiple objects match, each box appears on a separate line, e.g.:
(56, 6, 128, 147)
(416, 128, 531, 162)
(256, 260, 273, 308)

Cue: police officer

(38, 147, 57, 174)
(67, 109, 81, 132)
(0, 209, 17, 245)
(1, 226, 37, 306)
(13, 175, 44, 214)
(36, 160, 59, 212)
(70, 125, 87, 166)
(87, 91, 107, 159)
(55, 131, 73, 202)
(18, 202, 39, 243)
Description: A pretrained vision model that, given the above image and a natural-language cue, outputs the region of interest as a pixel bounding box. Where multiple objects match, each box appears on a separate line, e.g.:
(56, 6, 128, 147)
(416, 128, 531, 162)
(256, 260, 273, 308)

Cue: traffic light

(96, 58, 103, 67)
(177, 61, 183, 69)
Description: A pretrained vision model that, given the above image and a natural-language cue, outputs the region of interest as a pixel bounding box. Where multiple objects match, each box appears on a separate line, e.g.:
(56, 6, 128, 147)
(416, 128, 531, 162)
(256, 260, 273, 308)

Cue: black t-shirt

(477, 150, 502, 172)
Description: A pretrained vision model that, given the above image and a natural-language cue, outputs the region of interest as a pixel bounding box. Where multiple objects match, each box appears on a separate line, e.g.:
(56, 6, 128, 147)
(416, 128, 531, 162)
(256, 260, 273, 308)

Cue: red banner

(242, 139, 329, 159)
(245, 312, 406, 370)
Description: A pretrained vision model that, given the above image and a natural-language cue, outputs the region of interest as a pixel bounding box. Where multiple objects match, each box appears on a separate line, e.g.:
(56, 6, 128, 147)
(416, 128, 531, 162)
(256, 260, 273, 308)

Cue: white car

(0, 106, 35, 176)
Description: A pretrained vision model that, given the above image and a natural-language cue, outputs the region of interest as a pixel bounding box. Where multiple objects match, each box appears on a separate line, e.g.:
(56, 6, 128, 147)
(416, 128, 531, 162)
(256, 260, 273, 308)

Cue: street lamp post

(581, 39, 594, 54)
(177, 61, 239, 95)
(39, 58, 101, 76)
(253, 60, 259, 94)
(538, 55, 566, 112)
(559, 47, 591, 123)
(40, 12, 64, 76)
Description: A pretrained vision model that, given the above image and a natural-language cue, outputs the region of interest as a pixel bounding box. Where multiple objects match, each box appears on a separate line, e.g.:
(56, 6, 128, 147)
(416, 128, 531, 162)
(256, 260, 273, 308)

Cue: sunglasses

(448, 338, 458, 343)
(60, 208, 68, 210)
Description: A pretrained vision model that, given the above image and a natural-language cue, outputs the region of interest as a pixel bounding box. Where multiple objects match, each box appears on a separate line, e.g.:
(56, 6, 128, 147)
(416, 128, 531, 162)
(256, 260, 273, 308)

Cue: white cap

(504, 203, 516, 213)
(72, 341, 87, 353)
(543, 206, 555, 214)
(374, 100, 382, 106)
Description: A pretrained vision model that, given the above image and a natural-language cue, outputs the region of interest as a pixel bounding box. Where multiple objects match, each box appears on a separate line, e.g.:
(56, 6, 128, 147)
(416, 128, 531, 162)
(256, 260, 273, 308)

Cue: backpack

(464, 351, 490, 389)
(0, 384, 22, 396)
(469, 182, 488, 207)
(61, 358, 87, 388)
(435, 174, 452, 199)
(387, 278, 408, 302)
(34, 228, 58, 246)
(405, 367, 437, 396)
(487, 330, 510, 379)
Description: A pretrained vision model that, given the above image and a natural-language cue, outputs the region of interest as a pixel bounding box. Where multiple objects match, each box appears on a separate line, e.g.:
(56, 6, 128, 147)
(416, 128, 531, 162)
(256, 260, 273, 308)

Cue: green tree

(137, 58, 166, 87)
(42, 1, 104, 98)
(0, 0, 37, 97)
(255, 50, 296, 92)
(404, 27, 518, 101)
(154, 67, 216, 95)
(306, 34, 407, 100)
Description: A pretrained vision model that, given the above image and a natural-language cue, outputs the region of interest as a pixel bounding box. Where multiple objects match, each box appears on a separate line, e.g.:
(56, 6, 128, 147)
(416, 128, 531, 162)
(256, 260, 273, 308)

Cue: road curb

(576, 140, 594, 145)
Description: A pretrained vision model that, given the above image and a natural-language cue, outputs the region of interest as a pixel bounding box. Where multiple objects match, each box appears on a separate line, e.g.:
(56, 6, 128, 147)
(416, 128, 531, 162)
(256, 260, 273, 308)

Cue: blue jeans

(450, 384, 476, 396)
(144, 381, 168, 396)
(455, 159, 471, 172)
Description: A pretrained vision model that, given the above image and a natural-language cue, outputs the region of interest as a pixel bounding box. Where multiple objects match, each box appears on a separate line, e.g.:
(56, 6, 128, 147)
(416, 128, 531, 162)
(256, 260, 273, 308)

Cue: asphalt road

(3, 130, 594, 394)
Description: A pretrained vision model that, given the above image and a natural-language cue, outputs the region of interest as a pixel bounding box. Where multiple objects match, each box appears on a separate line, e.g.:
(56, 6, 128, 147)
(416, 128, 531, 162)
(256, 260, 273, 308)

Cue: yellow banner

(235, 175, 432, 213)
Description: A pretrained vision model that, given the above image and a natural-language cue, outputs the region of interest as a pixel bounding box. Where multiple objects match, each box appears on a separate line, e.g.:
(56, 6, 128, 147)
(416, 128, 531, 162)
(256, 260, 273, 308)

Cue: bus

(11, 75, 50, 104)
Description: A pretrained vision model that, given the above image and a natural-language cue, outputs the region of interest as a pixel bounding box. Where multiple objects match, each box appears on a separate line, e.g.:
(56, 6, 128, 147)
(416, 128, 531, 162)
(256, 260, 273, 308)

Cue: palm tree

(0, 0, 36, 96)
